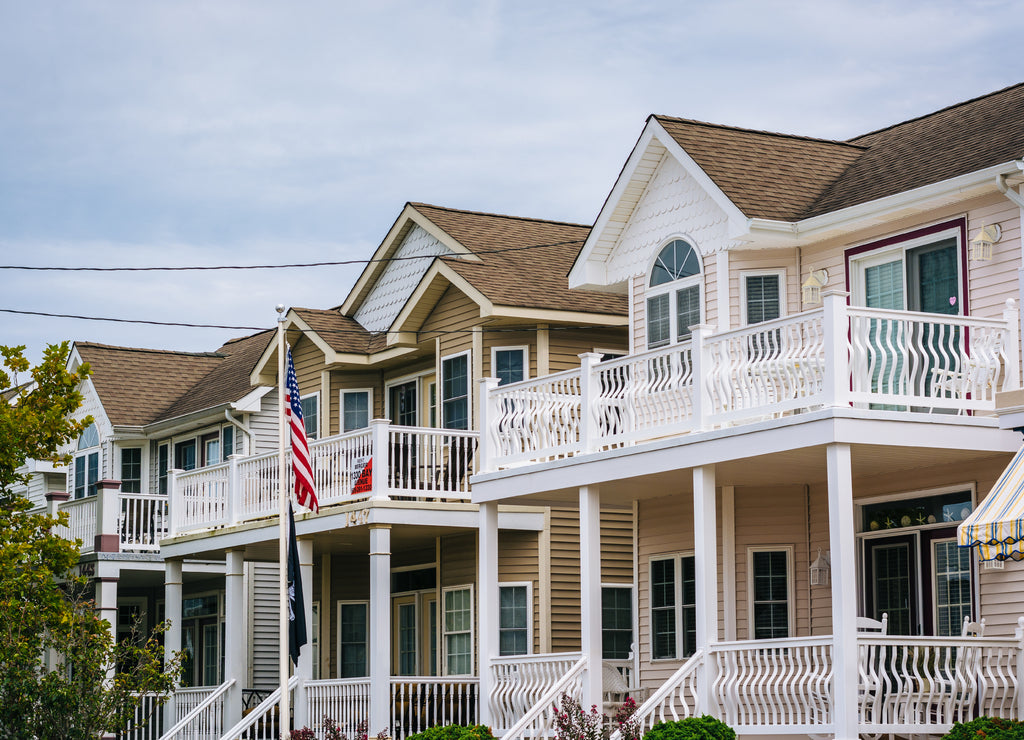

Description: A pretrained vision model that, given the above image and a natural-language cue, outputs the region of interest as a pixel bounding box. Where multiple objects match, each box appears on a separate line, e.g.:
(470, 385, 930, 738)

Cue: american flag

(285, 347, 319, 512)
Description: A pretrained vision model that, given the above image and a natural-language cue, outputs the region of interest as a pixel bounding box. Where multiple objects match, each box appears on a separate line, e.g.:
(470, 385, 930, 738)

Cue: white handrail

(218, 674, 298, 740)
(158, 678, 235, 740)
(612, 650, 703, 739)
(499, 655, 587, 740)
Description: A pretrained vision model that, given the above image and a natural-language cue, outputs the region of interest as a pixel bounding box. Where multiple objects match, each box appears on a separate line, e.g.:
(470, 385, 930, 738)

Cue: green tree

(1, 343, 181, 738)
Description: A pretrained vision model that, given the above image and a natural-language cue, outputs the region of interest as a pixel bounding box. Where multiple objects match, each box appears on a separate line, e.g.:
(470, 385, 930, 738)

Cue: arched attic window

(647, 239, 702, 349)
(74, 422, 100, 499)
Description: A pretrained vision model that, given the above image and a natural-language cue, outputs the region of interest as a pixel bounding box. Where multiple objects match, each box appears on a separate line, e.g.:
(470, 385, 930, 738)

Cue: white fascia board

(232, 385, 272, 413)
(745, 160, 1024, 248)
(483, 306, 629, 326)
(141, 404, 232, 437)
(569, 118, 749, 290)
(249, 310, 339, 385)
(389, 261, 489, 339)
(327, 346, 419, 368)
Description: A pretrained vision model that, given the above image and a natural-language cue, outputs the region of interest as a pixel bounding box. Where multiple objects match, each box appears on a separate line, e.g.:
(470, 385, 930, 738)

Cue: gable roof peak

(410, 202, 591, 231)
(651, 114, 866, 151)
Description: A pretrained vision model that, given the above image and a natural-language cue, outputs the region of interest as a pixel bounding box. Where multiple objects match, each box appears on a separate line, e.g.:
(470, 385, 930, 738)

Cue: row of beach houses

(14, 81, 1024, 740)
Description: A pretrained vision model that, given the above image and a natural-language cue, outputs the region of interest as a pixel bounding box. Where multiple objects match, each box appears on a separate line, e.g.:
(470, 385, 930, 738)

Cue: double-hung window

(498, 583, 531, 656)
(157, 444, 169, 495)
(341, 389, 373, 432)
(742, 271, 784, 325)
(749, 548, 792, 640)
(120, 447, 142, 493)
(443, 585, 473, 674)
(74, 423, 100, 499)
(300, 393, 319, 439)
(602, 586, 634, 660)
(647, 240, 702, 349)
(442, 353, 470, 430)
(650, 555, 696, 660)
(338, 601, 369, 677)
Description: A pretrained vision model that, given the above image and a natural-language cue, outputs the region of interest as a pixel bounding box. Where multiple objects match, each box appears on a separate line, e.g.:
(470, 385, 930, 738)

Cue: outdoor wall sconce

(810, 548, 831, 586)
(970, 223, 1001, 262)
(801, 268, 828, 306)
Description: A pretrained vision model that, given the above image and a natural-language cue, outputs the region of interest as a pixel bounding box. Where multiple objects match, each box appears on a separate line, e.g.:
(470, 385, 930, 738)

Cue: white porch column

(693, 465, 718, 712)
(721, 485, 736, 641)
(477, 502, 499, 727)
(579, 486, 603, 710)
(224, 550, 246, 727)
(369, 525, 392, 735)
(164, 559, 183, 729)
(294, 537, 314, 728)
(95, 575, 119, 691)
(370, 420, 390, 502)
(827, 444, 858, 740)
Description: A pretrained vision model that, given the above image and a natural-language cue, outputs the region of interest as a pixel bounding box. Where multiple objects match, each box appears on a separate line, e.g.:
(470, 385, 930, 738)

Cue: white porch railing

(218, 675, 296, 740)
(120, 493, 169, 552)
(172, 425, 478, 535)
(55, 496, 97, 552)
(305, 678, 370, 736)
(159, 681, 233, 740)
(483, 297, 1020, 471)
(490, 652, 584, 733)
(495, 655, 587, 740)
(390, 677, 479, 737)
(710, 636, 833, 732)
(857, 633, 1023, 735)
(123, 692, 164, 740)
(614, 651, 702, 739)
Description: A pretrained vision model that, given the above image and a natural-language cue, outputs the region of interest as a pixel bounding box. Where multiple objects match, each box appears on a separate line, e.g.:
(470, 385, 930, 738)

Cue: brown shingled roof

(292, 308, 388, 354)
(411, 204, 628, 315)
(654, 81, 1024, 222)
(75, 330, 273, 427)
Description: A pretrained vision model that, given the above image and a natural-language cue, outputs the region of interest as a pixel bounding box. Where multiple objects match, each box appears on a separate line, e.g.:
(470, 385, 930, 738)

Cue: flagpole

(276, 305, 290, 739)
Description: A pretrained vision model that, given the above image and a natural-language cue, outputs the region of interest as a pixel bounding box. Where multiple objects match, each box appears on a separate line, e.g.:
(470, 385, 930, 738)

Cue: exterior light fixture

(970, 224, 1001, 262)
(810, 548, 831, 587)
(801, 268, 828, 306)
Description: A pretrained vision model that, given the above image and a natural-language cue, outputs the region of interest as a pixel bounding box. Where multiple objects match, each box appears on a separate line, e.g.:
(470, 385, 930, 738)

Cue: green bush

(943, 716, 1024, 740)
(405, 725, 495, 740)
(642, 716, 736, 740)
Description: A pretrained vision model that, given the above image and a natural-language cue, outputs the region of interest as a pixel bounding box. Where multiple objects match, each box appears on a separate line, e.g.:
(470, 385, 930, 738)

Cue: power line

(0, 239, 584, 272)
(1, 308, 266, 331)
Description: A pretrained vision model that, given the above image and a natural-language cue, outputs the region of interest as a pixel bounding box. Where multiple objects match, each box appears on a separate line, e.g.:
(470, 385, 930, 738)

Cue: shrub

(642, 716, 736, 740)
(943, 716, 1024, 740)
(405, 725, 495, 740)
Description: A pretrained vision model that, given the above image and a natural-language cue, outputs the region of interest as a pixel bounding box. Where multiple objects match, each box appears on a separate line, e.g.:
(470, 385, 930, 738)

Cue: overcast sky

(2, 0, 1022, 371)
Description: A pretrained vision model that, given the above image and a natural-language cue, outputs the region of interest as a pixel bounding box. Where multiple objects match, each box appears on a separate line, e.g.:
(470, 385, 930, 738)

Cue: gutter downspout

(224, 409, 252, 456)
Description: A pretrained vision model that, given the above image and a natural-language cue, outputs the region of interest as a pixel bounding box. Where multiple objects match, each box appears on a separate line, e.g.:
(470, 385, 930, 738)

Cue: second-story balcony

(54, 485, 168, 554)
(480, 294, 1022, 470)
(170, 422, 478, 536)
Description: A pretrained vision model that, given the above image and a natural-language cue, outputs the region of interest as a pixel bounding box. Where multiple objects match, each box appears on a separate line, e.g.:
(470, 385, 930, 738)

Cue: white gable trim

(339, 204, 481, 317)
(570, 118, 749, 291)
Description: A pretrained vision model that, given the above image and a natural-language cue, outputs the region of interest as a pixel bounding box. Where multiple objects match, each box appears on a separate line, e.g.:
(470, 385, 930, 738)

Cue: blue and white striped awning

(959, 445, 1024, 561)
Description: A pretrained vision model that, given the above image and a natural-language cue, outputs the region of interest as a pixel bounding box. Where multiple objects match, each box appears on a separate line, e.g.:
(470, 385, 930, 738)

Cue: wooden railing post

(370, 419, 390, 501)
(95, 479, 121, 553)
(226, 455, 242, 526)
(577, 352, 602, 453)
(823, 291, 851, 408)
(1003, 298, 1021, 391)
(477, 377, 500, 473)
(690, 325, 714, 431)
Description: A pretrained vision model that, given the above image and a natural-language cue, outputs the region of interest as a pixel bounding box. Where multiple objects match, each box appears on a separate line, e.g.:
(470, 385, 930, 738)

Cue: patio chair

(961, 616, 985, 637)
(602, 660, 647, 714)
(857, 613, 888, 634)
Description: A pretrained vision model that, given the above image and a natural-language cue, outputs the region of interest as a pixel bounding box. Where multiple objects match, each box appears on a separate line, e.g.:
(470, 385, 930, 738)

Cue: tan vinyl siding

(499, 529, 542, 653)
(291, 334, 325, 395)
(549, 505, 636, 652)
(331, 370, 384, 435)
(421, 286, 479, 357)
(728, 248, 801, 328)
(547, 329, 629, 373)
(441, 533, 476, 587)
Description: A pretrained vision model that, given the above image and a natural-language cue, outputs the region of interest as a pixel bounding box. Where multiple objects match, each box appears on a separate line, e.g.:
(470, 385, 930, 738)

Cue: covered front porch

(473, 407, 1024, 739)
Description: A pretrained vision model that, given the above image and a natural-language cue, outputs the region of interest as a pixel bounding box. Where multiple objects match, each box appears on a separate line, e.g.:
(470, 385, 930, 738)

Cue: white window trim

(491, 346, 530, 385)
(384, 373, 422, 426)
(848, 225, 963, 309)
(739, 269, 787, 326)
(299, 391, 321, 439)
(746, 546, 795, 640)
(440, 351, 472, 430)
(118, 444, 146, 494)
(340, 388, 375, 433)
(649, 552, 694, 662)
(498, 581, 533, 656)
(336, 599, 370, 678)
(645, 239, 705, 348)
(442, 583, 475, 676)
(73, 448, 101, 499)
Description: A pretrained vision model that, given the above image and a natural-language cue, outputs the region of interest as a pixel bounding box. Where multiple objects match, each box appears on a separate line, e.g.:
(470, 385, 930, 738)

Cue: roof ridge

(653, 114, 867, 150)
(849, 81, 1024, 141)
(409, 202, 592, 230)
(75, 341, 225, 358)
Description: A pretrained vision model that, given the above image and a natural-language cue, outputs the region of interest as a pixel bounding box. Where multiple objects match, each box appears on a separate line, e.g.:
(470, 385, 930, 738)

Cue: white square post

(163, 559, 183, 729)
(369, 524, 392, 735)
(224, 550, 246, 727)
(579, 485, 603, 710)
(827, 443, 858, 740)
(477, 501, 499, 726)
(693, 465, 718, 711)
